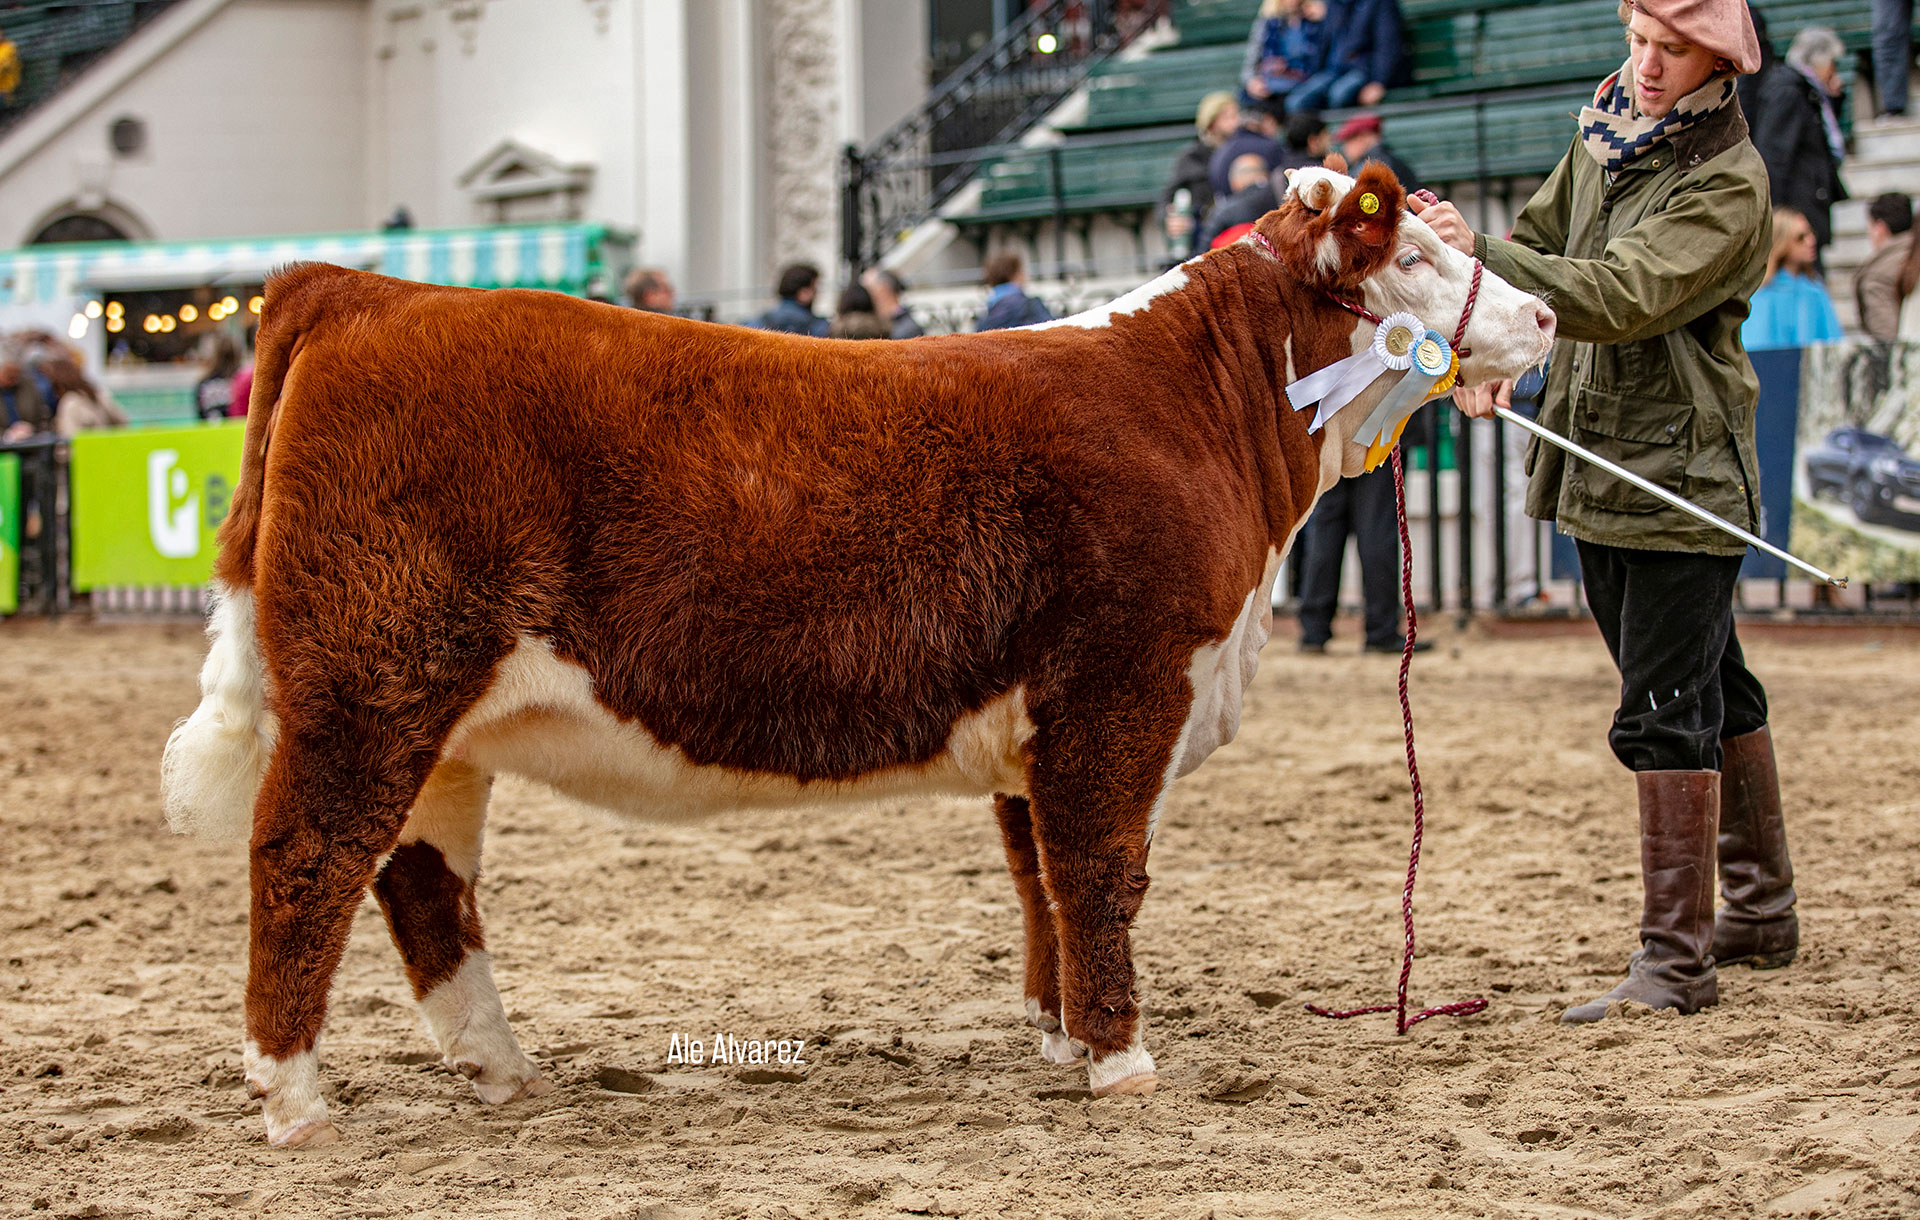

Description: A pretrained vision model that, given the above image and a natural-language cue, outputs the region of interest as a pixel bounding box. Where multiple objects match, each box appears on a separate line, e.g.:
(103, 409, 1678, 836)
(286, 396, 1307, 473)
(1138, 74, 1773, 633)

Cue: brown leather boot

(1712, 726, 1798, 968)
(1563, 770, 1720, 1024)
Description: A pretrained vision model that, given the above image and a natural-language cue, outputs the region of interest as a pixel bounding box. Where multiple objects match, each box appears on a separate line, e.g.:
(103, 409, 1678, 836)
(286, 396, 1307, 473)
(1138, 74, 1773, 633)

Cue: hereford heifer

(162, 164, 1553, 1146)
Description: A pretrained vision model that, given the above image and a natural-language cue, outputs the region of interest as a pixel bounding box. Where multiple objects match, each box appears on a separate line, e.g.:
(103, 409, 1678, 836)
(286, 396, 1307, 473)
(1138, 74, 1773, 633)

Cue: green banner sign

(69, 422, 246, 590)
(0, 452, 18, 614)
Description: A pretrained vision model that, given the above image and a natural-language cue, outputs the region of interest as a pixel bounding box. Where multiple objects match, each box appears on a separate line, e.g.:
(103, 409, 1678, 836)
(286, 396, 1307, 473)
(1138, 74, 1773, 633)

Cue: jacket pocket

(1567, 389, 1694, 514)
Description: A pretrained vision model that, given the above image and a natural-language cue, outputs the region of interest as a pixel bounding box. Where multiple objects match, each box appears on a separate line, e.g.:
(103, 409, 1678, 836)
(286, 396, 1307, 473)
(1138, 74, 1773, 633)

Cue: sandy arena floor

(3, 617, 1919, 1219)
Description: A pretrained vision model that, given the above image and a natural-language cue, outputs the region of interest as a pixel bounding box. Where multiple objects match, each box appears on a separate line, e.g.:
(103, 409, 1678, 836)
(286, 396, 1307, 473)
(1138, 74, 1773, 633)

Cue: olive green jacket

(1472, 99, 1771, 556)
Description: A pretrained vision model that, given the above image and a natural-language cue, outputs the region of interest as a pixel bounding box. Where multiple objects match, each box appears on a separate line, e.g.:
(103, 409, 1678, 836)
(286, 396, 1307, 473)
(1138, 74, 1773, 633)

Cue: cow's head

(1256, 162, 1555, 476)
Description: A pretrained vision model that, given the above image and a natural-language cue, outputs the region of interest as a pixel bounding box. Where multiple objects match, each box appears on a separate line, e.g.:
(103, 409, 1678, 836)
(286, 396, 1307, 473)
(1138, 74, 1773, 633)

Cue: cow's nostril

(1535, 304, 1556, 332)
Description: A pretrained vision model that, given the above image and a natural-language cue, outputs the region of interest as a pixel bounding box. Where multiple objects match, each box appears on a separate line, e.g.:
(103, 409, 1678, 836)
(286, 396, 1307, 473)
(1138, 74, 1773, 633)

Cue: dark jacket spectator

(1751, 28, 1848, 252)
(1288, 0, 1409, 113)
(196, 333, 243, 420)
(1240, 0, 1325, 107)
(1208, 96, 1287, 200)
(1199, 153, 1280, 250)
(749, 263, 830, 335)
(1857, 193, 1914, 341)
(1335, 113, 1417, 189)
(860, 268, 923, 338)
(1273, 111, 1332, 179)
(1161, 91, 1240, 253)
(1871, 0, 1910, 119)
(976, 252, 1052, 331)
(0, 354, 49, 442)
(828, 284, 890, 340)
(1734, 4, 1775, 122)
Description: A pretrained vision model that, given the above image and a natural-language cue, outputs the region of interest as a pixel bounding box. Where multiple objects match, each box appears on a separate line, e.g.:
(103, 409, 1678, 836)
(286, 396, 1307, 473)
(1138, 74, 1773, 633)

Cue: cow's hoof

(270, 1118, 340, 1148)
(1040, 1029, 1088, 1065)
(453, 1057, 554, 1105)
(1087, 1041, 1156, 1097)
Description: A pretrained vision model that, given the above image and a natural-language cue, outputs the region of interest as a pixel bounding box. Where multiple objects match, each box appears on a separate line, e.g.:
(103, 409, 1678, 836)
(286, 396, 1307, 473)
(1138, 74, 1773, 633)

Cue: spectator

(1273, 110, 1332, 181)
(1334, 112, 1416, 189)
(1857, 193, 1915, 342)
(1295, 405, 1430, 656)
(0, 354, 49, 442)
(196, 333, 243, 420)
(828, 284, 890, 340)
(1871, 0, 1911, 120)
(1734, 4, 1775, 121)
(228, 364, 253, 419)
(1897, 214, 1920, 339)
(1752, 27, 1847, 255)
(624, 267, 676, 313)
(1199, 153, 1278, 250)
(860, 267, 923, 338)
(1161, 92, 1240, 254)
(1208, 95, 1287, 200)
(45, 358, 127, 438)
(1743, 207, 1844, 350)
(975, 252, 1052, 331)
(1240, 0, 1325, 109)
(1288, 0, 1410, 114)
(748, 263, 830, 336)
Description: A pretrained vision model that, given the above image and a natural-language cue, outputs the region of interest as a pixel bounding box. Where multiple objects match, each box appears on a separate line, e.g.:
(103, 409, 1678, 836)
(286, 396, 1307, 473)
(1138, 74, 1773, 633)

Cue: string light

(248, 295, 264, 315)
(178, 303, 198, 323)
(141, 315, 159, 333)
(1036, 32, 1058, 53)
(159, 315, 177, 332)
(105, 301, 124, 319)
(219, 295, 239, 314)
(105, 317, 125, 333)
(83, 300, 103, 319)
(68, 314, 89, 339)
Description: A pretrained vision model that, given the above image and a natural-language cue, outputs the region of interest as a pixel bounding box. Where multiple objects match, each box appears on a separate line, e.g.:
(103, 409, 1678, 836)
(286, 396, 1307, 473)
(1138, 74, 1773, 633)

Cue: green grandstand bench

(1079, 43, 1246, 130)
(1440, 1, 1626, 96)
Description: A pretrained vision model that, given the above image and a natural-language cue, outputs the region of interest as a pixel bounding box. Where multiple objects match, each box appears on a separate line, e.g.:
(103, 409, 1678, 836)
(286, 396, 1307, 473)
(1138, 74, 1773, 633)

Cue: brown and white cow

(162, 163, 1553, 1146)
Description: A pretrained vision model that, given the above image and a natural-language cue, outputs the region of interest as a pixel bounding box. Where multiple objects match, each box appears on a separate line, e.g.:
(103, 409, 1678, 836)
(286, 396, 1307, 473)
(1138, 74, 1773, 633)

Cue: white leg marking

(1086, 1030, 1157, 1097)
(1042, 1029, 1090, 1065)
(418, 952, 552, 1104)
(243, 1041, 337, 1147)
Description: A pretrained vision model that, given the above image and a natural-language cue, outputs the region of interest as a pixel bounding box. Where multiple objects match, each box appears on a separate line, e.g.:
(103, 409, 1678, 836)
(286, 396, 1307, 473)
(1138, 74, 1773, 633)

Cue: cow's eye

(1397, 252, 1422, 271)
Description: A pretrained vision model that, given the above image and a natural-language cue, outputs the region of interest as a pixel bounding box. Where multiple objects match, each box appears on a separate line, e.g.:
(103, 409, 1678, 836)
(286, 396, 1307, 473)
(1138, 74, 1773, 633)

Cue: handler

(1412, 0, 1798, 1023)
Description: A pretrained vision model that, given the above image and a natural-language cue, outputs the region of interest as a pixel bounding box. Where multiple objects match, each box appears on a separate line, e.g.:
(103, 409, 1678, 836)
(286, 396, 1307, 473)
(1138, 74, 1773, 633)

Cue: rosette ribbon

(1283, 312, 1461, 472)
(1355, 329, 1458, 471)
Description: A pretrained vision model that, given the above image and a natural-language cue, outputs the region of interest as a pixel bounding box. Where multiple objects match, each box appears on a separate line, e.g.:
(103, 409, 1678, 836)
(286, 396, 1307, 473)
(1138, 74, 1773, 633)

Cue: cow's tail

(159, 265, 324, 840)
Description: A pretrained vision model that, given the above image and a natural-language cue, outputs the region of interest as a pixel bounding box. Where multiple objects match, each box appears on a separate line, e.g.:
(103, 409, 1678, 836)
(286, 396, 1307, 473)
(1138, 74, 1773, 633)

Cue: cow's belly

(443, 635, 1034, 818)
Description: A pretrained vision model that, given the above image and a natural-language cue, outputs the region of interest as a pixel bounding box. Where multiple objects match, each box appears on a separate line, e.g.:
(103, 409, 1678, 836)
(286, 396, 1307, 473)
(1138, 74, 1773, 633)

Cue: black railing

(842, 0, 1166, 273)
(2, 435, 65, 618)
(0, 2, 183, 139)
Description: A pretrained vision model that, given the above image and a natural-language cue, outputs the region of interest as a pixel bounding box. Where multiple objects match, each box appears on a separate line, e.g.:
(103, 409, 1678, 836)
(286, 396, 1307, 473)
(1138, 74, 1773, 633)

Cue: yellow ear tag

(1362, 415, 1413, 471)
(1358, 192, 1380, 214)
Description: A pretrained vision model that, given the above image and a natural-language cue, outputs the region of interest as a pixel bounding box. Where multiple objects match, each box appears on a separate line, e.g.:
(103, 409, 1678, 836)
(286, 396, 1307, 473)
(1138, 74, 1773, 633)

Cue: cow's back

(248, 266, 1119, 789)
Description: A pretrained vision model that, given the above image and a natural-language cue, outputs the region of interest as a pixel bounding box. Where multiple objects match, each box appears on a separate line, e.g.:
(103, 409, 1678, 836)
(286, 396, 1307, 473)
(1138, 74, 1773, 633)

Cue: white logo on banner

(147, 449, 200, 559)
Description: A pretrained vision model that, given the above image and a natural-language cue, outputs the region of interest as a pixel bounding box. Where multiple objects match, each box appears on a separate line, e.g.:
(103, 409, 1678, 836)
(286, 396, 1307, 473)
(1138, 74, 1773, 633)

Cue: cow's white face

(1278, 167, 1556, 478)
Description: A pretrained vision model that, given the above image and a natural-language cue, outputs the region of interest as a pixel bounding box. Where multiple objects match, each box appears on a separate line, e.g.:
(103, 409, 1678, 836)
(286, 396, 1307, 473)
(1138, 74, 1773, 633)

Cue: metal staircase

(840, 0, 1167, 273)
(0, 2, 181, 138)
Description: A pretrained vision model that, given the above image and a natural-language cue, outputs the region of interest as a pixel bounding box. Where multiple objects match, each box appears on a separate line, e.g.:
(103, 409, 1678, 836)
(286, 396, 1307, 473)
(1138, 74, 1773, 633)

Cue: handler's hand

(1406, 195, 1475, 257)
(1454, 379, 1512, 420)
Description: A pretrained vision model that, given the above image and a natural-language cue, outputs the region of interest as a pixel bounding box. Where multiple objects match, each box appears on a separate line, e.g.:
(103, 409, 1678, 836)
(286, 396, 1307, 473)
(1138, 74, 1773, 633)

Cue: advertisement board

(69, 422, 245, 589)
(0, 452, 17, 614)
(1788, 342, 1920, 583)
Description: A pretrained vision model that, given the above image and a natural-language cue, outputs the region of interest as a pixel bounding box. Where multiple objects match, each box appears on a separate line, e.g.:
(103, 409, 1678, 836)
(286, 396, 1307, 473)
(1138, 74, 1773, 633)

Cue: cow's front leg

(373, 760, 550, 1105)
(994, 794, 1083, 1064)
(1025, 671, 1185, 1097)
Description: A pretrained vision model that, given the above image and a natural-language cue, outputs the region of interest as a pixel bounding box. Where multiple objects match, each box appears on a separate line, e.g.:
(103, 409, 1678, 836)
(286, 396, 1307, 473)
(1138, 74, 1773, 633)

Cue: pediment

(458, 139, 594, 203)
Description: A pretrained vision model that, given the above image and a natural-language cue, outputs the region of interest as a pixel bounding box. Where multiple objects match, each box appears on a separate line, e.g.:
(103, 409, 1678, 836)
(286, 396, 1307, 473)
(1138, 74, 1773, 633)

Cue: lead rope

(1303, 448, 1488, 1033)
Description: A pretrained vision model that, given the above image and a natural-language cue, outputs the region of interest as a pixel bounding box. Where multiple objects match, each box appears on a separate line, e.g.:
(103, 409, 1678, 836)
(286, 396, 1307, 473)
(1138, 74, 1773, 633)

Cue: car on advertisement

(1802, 426, 1920, 529)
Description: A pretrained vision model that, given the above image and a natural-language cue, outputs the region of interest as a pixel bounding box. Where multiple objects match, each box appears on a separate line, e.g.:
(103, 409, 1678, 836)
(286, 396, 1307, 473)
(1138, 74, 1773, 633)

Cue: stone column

(762, 0, 849, 287)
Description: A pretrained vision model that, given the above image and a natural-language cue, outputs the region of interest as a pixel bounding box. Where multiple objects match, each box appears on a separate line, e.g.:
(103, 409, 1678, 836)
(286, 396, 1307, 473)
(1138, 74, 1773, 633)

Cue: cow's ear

(1321, 161, 1404, 285)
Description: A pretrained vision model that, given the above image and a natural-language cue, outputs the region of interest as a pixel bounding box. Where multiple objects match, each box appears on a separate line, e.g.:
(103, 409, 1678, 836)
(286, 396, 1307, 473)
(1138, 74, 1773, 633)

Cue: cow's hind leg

(995, 794, 1082, 1065)
(244, 732, 426, 1147)
(374, 759, 550, 1104)
(1026, 673, 1185, 1098)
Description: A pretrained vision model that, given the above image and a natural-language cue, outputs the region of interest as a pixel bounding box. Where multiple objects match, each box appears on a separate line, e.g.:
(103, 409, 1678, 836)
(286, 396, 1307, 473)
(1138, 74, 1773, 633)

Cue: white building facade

(0, 0, 932, 314)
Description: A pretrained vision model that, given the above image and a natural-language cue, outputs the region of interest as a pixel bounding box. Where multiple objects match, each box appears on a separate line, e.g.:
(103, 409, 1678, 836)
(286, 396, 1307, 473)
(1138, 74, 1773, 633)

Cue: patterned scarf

(1578, 61, 1735, 172)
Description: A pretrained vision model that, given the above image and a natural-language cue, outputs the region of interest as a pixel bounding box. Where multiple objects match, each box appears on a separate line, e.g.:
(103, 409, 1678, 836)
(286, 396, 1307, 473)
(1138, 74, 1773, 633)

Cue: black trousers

(1576, 540, 1770, 772)
(1297, 465, 1402, 648)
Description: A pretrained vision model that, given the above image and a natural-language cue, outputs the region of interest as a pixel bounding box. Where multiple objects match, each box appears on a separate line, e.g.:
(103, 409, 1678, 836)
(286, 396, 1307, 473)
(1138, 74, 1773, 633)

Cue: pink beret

(1629, 0, 1763, 74)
